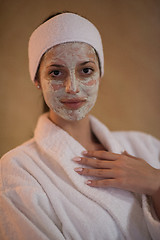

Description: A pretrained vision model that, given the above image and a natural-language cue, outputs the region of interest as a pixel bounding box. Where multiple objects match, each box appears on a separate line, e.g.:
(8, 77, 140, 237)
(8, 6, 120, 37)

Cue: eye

(51, 70, 61, 76)
(82, 68, 93, 75)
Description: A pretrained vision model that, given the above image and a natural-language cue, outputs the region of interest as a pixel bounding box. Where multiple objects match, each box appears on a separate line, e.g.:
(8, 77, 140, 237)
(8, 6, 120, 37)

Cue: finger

(85, 178, 118, 188)
(73, 156, 113, 169)
(82, 150, 120, 161)
(122, 151, 140, 160)
(85, 178, 143, 193)
(74, 167, 114, 178)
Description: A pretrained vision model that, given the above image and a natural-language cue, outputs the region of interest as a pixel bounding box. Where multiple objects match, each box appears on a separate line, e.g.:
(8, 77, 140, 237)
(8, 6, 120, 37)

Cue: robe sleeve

(0, 154, 65, 240)
(141, 134, 160, 240)
(142, 195, 160, 240)
(0, 186, 65, 240)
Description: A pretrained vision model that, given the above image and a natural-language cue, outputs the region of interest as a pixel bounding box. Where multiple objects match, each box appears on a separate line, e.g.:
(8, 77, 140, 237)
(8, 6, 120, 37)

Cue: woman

(0, 12, 160, 240)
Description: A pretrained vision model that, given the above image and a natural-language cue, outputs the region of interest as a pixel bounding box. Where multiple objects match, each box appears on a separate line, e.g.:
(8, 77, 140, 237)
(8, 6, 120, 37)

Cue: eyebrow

(47, 61, 95, 68)
(47, 64, 65, 68)
(80, 61, 95, 66)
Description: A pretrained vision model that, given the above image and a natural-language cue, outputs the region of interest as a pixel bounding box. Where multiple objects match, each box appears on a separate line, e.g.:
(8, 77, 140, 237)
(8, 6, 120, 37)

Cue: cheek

(80, 76, 99, 96)
(83, 79, 97, 86)
(50, 82, 64, 91)
(42, 80, 64, 92)
(81, 70, 100, 87)
(42, 82, 64, 109)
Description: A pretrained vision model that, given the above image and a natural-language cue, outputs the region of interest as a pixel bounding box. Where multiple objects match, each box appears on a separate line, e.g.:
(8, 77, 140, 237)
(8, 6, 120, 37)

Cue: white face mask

(39, 42, 100, 121)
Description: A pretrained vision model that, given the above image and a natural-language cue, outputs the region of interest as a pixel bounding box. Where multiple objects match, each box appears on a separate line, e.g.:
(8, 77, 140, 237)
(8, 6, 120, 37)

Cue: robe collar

(34, 113, 124, 154)
(34, 113, 147, 239)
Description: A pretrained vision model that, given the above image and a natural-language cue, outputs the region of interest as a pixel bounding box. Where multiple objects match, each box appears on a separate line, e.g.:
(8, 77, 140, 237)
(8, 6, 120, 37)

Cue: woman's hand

(73, 150, 160, 196)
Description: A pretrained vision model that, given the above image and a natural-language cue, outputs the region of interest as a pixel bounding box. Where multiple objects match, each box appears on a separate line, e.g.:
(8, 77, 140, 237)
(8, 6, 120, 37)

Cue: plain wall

(0, 0, 160, 156)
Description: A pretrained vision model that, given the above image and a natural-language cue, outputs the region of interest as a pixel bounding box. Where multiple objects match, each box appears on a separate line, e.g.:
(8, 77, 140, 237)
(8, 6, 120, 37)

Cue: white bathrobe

(0, 113, 160, 240)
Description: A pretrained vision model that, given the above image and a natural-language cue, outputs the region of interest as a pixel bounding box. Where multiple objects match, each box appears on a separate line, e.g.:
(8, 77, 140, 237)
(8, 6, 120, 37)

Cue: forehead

(42, 42, 98, 63)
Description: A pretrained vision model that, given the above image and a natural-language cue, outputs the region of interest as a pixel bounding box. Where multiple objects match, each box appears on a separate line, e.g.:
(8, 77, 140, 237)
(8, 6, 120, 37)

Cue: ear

(34, 79, 41, 89)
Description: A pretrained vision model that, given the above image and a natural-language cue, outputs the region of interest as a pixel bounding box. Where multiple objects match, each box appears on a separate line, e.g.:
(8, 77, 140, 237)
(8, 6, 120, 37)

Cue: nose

(65, 72, 79, 94)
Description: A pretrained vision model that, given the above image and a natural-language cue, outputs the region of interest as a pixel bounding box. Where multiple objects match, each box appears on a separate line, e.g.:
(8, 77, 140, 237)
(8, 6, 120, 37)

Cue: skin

(36, 42, 160, 220)
(38, 42, 100, 121)
(36, 42, 103, 151)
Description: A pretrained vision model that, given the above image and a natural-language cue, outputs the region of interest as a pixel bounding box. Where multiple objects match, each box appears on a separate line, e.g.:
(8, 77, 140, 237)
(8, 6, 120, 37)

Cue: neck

(49, 110, 94, 149)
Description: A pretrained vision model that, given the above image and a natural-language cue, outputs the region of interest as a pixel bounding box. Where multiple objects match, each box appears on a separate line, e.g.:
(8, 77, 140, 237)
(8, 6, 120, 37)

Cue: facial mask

(40, 42, 100, 121)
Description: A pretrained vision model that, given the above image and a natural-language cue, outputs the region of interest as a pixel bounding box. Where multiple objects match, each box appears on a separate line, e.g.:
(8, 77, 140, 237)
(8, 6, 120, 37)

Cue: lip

(60, 98, 87, 109)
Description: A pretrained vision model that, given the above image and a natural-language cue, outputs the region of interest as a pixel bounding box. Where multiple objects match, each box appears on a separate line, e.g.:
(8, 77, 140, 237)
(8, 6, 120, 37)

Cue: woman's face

(38, 42, 101, 121)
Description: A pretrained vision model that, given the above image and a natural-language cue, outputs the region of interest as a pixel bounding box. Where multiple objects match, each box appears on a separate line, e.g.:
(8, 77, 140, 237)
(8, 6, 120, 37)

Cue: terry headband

(28, 13, 104, 82)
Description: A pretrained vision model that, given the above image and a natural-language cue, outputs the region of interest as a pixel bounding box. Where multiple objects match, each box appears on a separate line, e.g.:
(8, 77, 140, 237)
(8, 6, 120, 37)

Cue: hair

(42, 11, 74, 23)
(37, 12, 67, 113)
(36, 11, 101, 113)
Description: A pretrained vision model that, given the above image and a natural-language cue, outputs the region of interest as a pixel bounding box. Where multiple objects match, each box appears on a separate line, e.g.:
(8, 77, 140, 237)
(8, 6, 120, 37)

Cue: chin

(53, 108, 88, 122)
(60, 113, 87, 122)
(51, 102, 95, 122)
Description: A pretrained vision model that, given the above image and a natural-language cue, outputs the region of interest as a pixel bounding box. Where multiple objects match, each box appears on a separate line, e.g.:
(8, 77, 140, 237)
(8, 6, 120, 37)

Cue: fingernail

(82, 151, 88, 155)
(85, 180, 92, 185)
(73, 157, 81, 162)
(74, 167, 83, 172)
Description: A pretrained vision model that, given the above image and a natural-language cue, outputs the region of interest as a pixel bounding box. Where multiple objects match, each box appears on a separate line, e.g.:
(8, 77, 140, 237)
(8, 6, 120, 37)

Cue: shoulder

(0, 138, 41, 192)
(1, 138, 37, 163)
(112, 130, 159, 146)
(112, 130, 160, 149)
(112, 130, 160, 167)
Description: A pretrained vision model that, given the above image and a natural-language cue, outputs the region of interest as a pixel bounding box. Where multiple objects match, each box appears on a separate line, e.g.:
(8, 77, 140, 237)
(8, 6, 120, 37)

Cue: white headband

(28, 13, 104, 82)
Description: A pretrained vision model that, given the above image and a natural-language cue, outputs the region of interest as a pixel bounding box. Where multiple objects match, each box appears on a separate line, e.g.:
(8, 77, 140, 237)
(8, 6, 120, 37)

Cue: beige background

(0, 0, 160, 157)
